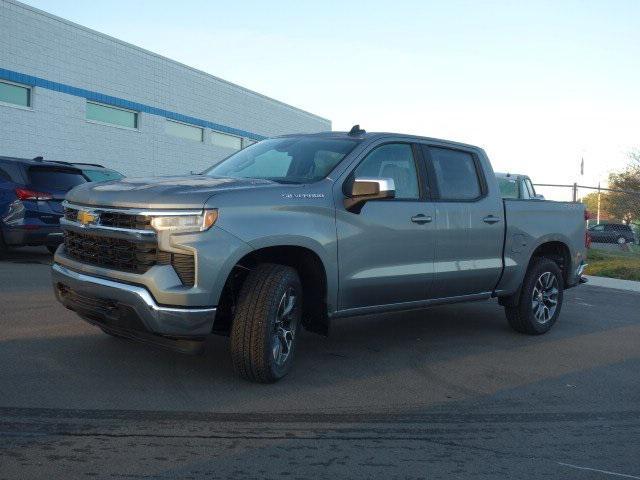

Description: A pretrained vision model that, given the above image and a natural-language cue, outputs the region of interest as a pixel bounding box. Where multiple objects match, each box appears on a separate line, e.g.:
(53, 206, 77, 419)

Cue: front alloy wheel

(271, 287, 298, 368)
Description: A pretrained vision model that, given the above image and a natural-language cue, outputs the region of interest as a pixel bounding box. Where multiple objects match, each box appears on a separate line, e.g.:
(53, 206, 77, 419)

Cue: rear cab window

(28, 167, 86, 192)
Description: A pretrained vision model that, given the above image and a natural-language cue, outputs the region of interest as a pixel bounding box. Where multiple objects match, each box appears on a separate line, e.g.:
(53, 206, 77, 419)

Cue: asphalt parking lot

(1, 247, 639, 479)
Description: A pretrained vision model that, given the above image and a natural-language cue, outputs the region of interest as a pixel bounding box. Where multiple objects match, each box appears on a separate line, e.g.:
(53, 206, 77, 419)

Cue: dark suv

(588, 223, 636, 245)
(0, 156, 121, 255)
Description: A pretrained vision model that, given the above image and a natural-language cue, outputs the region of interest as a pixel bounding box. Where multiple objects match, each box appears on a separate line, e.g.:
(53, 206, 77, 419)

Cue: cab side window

(427, 147, 482, 200)
(353, 143, 419, 200)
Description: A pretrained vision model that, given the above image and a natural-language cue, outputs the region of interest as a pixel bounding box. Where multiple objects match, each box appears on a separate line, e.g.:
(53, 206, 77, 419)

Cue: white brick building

(0, 0, 330, 176)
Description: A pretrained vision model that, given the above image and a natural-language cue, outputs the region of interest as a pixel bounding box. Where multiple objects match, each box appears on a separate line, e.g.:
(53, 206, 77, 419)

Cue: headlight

(150, 209, 218, 233)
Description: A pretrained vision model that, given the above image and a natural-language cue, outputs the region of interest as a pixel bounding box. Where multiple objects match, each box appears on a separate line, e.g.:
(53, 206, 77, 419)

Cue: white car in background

(496, 172, 544, 200)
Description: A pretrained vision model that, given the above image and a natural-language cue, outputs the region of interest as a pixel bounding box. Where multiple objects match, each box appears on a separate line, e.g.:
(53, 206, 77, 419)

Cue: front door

(335, 142, 435, 310)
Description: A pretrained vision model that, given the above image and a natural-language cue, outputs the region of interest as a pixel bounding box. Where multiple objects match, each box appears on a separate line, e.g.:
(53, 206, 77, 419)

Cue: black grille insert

(63, 230, 195, 286)
(64, 230, 157, 274)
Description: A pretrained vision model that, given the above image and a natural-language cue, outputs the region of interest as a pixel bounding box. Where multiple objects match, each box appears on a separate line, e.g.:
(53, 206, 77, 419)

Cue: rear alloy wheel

(531, 271, 559, 324)
(505, 257, 564, 335)
(617, 236, 626, 245)
(230, 263, 302, 383)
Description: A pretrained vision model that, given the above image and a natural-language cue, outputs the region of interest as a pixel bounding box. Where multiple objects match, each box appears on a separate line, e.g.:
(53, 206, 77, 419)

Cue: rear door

(27, 166, 86, 219)
(420, 145, 504, 298)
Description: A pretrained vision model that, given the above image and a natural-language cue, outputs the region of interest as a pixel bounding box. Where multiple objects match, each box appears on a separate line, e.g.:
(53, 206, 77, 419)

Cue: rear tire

(230, 263, 302, 383)
(505, 257, 564, 335)
(617, 236, 626, 245)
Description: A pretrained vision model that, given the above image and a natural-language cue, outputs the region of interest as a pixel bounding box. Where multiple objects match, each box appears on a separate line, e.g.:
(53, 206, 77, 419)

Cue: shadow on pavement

(0, 246, 53, 265)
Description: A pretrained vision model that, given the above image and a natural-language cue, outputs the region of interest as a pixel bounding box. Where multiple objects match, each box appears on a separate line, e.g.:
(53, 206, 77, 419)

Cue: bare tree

(602, 150, 640, 224)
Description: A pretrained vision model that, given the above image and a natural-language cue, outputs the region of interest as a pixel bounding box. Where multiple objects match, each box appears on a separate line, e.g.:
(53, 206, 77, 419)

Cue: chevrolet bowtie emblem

(77, 210, 97, 225)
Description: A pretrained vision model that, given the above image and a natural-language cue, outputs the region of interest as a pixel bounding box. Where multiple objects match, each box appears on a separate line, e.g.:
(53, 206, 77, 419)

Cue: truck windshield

(205, 137, 359, 184)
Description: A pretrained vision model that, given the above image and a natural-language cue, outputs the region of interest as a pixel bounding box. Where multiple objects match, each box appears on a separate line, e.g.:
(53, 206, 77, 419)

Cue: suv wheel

(505, 257, 564, 335)
(230, 263, 302, 383)
(616, 236, 626, 245)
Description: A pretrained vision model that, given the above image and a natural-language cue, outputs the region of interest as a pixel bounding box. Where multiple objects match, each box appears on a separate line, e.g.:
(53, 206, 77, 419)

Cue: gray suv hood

(66, 175, 278, 209)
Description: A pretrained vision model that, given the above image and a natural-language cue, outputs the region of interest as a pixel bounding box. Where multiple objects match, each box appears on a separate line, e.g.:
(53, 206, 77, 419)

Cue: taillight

(15, 187, 53, 201)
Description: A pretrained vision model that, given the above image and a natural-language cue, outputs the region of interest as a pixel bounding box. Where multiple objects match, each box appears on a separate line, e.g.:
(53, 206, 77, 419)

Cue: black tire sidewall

(519, 259, 564, 334)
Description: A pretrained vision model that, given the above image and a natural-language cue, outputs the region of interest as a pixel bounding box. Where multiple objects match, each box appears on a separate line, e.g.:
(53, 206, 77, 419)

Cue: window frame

(342, 141, 430, 202)
(524, 178, 537, 198)
(86, 101, 139, 130)
(419, 144, 488, 203)
(0, 79, 32, 110)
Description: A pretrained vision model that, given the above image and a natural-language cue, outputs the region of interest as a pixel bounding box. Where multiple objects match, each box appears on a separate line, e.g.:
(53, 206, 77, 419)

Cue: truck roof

(276, 130, 483, 152)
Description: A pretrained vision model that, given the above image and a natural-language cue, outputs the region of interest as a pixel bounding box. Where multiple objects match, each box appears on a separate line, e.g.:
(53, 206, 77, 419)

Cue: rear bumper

(52, 263, 217, 347)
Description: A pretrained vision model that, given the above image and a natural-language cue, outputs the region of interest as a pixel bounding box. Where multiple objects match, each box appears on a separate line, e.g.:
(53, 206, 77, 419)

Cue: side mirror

(344, 177, 395, 212)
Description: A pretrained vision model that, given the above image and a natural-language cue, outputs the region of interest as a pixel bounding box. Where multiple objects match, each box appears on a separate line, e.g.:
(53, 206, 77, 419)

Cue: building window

(0, 80, 31, 107)
(166, 119, 203, 142)
(86, 101, 138, 129)
(212, 131, 242, 150)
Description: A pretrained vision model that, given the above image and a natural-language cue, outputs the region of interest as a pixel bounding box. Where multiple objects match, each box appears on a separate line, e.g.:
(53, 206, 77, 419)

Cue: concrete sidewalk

(584, 275, 640, 292)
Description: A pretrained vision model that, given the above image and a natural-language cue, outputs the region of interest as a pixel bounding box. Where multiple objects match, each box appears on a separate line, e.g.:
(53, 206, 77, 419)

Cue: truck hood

(65, 175, 279, 209)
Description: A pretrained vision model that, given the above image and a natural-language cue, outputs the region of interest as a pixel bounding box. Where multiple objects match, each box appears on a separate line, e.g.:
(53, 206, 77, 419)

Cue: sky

(22, 0, 640, 194)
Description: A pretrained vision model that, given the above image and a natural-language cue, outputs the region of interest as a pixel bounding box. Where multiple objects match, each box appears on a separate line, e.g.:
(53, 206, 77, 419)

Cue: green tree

(603, 150, 640, 224)
(581, 191, 612, 220)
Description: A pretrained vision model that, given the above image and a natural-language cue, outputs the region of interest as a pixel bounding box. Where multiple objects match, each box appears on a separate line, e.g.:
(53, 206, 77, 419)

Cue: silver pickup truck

(51, 127, 587, 383)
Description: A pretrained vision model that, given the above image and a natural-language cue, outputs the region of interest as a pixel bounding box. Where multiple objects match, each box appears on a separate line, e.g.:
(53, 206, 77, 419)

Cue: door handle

(483, 215, 501, 224)
(411, 214, 433, 224)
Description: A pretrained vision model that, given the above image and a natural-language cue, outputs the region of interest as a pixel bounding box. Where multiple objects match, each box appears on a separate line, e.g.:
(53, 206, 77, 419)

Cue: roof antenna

(348, 124, 365, 136)
(33, 156, 44, 161)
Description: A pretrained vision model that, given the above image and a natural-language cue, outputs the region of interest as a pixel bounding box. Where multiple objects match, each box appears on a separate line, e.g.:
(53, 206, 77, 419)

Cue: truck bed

(496, 199, 586, 295)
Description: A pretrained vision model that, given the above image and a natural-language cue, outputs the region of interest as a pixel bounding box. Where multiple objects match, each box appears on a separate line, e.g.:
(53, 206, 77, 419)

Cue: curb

(584, 275, 640, 293)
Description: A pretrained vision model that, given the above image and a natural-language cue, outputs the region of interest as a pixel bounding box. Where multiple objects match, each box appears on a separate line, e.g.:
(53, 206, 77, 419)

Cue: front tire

(230, 263, 302, 383)
(505, 257, 564, 335)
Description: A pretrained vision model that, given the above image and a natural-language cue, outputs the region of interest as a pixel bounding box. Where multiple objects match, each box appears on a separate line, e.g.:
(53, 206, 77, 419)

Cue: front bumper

(52, 263, 216, 349)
